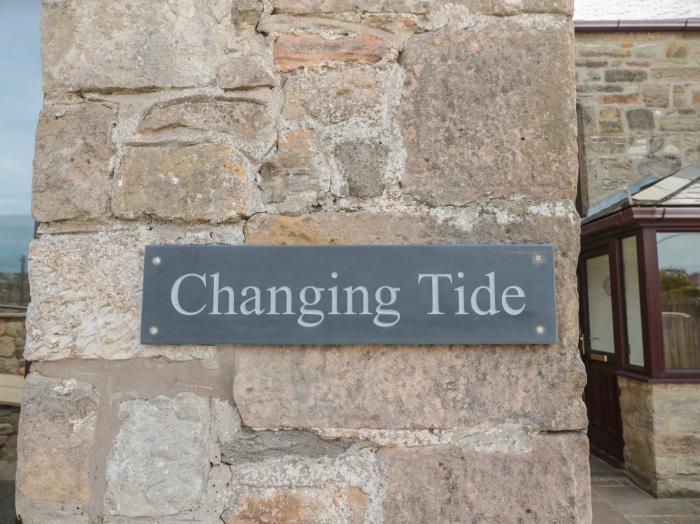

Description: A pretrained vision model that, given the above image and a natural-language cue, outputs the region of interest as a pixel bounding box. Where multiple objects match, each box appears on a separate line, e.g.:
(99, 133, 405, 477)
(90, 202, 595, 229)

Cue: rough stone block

(269, 0, 433, 14)
(219, 56, 276, 90)
(642, 84, 669, 107)
(651, 67, 700, 81)
(660, 110, 700, 132)
(138, 96, 276, 142)
(32, 102, 116, 222)
(104, 393, 212, 517)
(0, 337, 15, 358)
(222, 487, 369, 524)
(379, 433, 591, 523)
(282, 64, 393, 124)
(25, 225, 243, 362)
(397, 18, 577, 206)
(274, 33, 394, 72)
(605, 69, 648, 82)
(334, 140, 389, 198)
(222, 429, 351, 465)
(222, 447, 382, 523)
(627, 108, 656, 130)
(269, 0, 573, 15)
(42, 0, 234, 93)
(237, 210, 586, 431)
(113, 144, 259, 222)
(599, 107, 623, 134)
(259, 129, 329, 212)
(16, 373, 98, 523)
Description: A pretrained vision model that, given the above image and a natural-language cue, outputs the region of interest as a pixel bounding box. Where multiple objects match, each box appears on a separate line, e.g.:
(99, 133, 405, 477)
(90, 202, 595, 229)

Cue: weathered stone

(259, 129, 329, 212)
(380, 433, 591, 523)
(642, 84, 669, 107)
(113, 144, 258, 222)
(269, 0, 573, 15)
(599, 107, 623, 134)
(652, 67, 700, 81)
(222, 447, 382, 523)
(25, 225, 243, 362)
(282, 64, 391, 124)
(577, 83, 624, 94)
(397, 19, 577, 206)
(32, 102, 116, 222)
(605, 69, 648, 82)
(693, 90, 700, 106)
(660, 110, 700, 132)
(222, 486, 369, 524)
(269, 0, 432, 14)
(673, 86, 688, 108)
(16, 373, 98, 523)
(238, 209, 586, 431)
(219, 56, 276, 89)
(666, 41, 688, 59)
(627, 108, 655, 130)
(334, 140, 389, 198)
(584, 137, 627, 155)
(138, 96, 275, 141)
(0, 337, 15, 358)
(639, 157, 681, 178)
(42, 0, 234, 93)
(274, 33, 394, 72)
(222, 429, 351, 464)
(104, 393, 211, 517)
(599, 93, 639, 104)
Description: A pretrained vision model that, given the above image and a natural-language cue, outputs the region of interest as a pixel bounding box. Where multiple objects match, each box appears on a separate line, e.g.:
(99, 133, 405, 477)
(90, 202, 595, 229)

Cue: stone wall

(0, 313, 25, 376)
(0, 313, 25, 480)
(17, 1, 590, 522)
(619, 376, 700, 497)
(576, 32, 700, 210)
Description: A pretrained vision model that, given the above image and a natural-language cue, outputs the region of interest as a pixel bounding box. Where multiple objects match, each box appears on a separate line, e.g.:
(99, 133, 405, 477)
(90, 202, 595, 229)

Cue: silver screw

(533, 253, 544, 264)
(152, 256, 162, 266)
(148, 326, 159, 336)
(536, 325, 545, 335)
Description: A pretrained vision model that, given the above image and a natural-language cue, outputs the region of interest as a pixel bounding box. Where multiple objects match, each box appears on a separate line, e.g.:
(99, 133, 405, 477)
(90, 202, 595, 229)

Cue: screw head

(536, 325, 545, 335)
(148, 325, 159, 336)
(152, 256, 162, 266)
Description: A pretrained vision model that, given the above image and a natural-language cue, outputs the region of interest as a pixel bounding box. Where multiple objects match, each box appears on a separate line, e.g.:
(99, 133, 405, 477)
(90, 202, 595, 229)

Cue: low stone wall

(0, 313, 26, 376)
(619, 376, 700, 497)
(576, 32, 700, 210)
(619, 376, 656, 493)
(654, 382, 700, 496)
(0, 313, 26, 481)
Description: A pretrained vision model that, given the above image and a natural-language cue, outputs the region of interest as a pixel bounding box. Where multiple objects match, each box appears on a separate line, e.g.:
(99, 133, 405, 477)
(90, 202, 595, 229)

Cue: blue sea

(0, 215, 34, 274)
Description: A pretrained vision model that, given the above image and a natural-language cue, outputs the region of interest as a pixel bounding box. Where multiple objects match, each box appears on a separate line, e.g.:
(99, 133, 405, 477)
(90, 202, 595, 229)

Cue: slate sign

(140, 244, 557, 345)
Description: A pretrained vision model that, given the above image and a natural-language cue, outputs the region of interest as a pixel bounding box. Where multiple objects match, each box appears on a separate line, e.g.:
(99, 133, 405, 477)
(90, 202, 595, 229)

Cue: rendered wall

(17, 1, 590, 522)
(576, 32, 700, 211)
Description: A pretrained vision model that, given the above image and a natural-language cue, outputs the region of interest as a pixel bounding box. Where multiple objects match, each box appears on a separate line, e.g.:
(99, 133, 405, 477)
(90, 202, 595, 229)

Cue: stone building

(16, 0, 590, 522)
(575, 0, 700, 499)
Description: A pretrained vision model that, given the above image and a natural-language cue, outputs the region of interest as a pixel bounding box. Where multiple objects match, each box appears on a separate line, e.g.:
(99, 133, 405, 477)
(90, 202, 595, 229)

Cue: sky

(0, 0, 42, 217)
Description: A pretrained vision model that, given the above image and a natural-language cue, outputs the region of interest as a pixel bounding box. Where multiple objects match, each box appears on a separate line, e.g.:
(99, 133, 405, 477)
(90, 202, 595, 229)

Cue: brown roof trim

(575, 19, 700, 32)
(582, 206, 700, 238)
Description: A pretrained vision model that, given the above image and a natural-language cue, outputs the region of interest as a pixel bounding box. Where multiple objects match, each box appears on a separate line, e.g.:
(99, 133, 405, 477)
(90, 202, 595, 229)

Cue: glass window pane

(657, 232, 700, 370)
(622, 237, 644, 367)
(586, 254, 615, 354)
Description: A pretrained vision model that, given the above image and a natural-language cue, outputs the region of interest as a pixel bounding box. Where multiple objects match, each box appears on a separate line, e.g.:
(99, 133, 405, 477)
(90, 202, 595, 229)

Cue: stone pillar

(17, 1, 590, 522)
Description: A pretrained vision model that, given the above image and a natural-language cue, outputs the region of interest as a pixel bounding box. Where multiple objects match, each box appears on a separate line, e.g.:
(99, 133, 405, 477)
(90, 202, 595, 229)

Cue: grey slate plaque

(140, 244, 557, 345)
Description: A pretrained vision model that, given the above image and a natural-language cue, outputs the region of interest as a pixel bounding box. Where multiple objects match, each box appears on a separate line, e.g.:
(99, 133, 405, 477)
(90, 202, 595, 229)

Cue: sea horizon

(0, 214, 34, 273)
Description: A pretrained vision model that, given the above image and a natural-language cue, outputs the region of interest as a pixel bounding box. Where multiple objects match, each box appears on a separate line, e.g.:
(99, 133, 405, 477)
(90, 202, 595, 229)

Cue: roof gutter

(575, 18, 700, 32)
